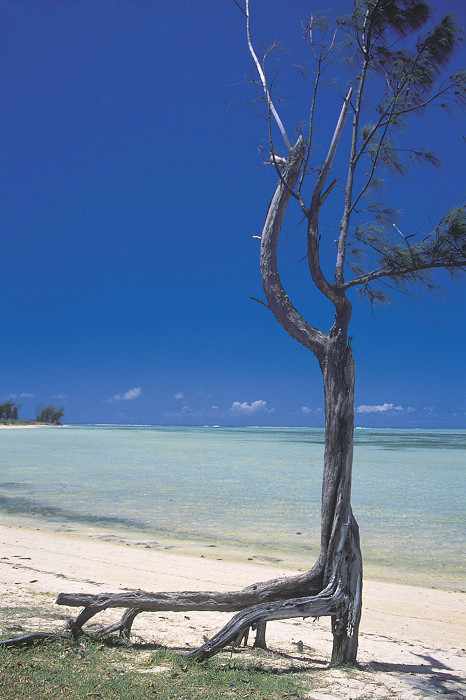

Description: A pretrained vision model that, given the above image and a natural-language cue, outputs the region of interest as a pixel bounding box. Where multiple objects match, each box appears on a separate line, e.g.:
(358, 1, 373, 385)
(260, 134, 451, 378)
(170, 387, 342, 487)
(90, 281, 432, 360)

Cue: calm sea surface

(0, 425, 464, 589)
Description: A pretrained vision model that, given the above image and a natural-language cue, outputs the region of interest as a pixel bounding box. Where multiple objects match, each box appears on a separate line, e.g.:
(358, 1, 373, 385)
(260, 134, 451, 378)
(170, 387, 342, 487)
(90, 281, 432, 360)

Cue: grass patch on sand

(0, 636, 311, 699)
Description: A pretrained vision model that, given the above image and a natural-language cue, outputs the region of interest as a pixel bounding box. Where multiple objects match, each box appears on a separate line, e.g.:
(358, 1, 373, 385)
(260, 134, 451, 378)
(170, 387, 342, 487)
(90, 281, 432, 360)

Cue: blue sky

(1, 0, 465, 428)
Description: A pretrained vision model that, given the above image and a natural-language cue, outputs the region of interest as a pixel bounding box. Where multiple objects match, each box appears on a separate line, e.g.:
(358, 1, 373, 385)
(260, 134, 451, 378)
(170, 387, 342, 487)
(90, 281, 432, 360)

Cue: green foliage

(351, 205, 466, 301)
(337, 1, 466, 302)
(0, 400, 21, 422)
(368, 137, 408, 177)
(36, 405, 65, 425)
(375, 18, 466, 118)
(352, 0, 432, 38)
(354, 5, 465, 161)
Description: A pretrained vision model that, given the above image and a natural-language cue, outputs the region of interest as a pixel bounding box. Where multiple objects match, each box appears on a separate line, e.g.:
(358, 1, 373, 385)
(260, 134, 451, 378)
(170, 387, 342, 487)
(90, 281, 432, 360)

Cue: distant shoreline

(0, 422, 61, 430)
(12, 423, 465, 430)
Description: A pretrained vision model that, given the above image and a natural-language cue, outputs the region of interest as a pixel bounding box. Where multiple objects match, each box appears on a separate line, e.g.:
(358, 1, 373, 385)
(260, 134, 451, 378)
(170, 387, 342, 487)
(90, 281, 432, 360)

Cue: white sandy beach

(0, 424, 59, 429)
(0, 521, 464, 699)
(0, 425, 42, 430)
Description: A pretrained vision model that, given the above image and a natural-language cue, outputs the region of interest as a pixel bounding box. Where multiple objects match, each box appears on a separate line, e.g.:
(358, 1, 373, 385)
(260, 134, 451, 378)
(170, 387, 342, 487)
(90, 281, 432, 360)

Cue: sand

(0, 521, 464, 699)
(0, 425, 42, 429)
(0, 423, 58, 429)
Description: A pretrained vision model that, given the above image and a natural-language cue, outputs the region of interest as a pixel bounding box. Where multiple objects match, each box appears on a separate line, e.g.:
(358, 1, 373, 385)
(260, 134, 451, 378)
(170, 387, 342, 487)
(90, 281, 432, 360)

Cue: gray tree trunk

(320, 331, 362, 664)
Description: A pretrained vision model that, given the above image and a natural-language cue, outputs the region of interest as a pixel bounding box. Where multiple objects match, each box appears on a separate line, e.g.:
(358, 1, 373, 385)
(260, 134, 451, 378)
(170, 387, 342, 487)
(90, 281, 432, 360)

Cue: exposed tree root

(56, 564, 325, 613)
(95, 608, 142, 641)
(50, 561, 325, 645)
(253, 621, 267, 649)
(186, 580, 345, 661)
(0, 515, 361, 664)
(0, 632, 71, 648)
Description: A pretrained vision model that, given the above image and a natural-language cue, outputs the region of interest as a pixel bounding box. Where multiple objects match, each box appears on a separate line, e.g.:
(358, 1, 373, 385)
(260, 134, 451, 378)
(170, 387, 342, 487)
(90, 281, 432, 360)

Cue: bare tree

(3, 0, 465, 666)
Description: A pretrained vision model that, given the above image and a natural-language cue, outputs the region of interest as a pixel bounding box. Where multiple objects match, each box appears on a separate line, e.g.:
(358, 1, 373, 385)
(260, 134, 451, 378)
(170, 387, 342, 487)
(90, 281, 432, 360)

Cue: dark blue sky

(1, 0, 465, 428)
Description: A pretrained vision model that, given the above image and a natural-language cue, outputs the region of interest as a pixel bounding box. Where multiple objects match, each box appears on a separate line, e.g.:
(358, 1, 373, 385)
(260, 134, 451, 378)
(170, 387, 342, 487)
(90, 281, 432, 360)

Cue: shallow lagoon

(0, 425, 464, 589)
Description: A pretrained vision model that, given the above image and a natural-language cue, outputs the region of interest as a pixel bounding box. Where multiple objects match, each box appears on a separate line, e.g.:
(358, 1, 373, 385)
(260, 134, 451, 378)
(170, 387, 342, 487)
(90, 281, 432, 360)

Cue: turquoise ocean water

(0, 425, 464, 590)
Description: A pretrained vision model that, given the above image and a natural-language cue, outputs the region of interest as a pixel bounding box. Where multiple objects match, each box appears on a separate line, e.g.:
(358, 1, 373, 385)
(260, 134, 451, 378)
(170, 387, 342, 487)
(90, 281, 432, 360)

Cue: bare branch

(321, 178, 340, 205)
(246, 0, 292, 151)
(305, 90, 353, 305)
(392, 222, 415, 256)
(231, 0, 247, 18)
(250, 295, 271, 310)
(260, 137, 328, 356)
(316, 88, 353, 200)
(265, 92, 310, 216)
(335, 43, 372, 287)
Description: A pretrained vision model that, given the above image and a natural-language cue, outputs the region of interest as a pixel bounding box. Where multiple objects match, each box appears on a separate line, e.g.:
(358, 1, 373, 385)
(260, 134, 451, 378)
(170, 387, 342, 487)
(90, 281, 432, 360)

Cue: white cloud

(107, 387, 142, 402)
(174, 392, 184, 400)
(301, 406, 312, 414)
(356, 403, 403, 414)
(19, 393, 35, 398)
(230, 400, 267, 414)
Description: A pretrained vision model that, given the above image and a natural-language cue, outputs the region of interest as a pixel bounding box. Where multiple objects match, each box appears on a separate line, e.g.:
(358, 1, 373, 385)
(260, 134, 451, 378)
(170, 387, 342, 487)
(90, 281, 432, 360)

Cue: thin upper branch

(315, 88, 353, 202)
(298, 15, 344, 197)
(306, 89, 353, 304)
(349, 111, 393, 214)
(335, 55, 371, 286)
(246, 0, 292, 151)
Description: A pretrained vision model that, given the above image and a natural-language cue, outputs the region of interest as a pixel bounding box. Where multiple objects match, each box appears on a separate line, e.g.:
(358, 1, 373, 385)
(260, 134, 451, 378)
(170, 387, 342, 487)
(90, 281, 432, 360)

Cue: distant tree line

(0, 399, 64, 425)
(35, 404, 65, 425)
(0, 400, 21, 421)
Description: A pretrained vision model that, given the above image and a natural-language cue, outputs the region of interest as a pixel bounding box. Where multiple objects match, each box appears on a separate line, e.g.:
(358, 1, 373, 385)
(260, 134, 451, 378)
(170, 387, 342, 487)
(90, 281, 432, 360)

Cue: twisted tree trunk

(320, 331, 362, 664)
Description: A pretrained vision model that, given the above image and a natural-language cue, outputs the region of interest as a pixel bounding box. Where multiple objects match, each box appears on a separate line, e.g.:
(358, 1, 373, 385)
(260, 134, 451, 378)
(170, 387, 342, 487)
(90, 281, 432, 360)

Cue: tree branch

(314, 88, 353, 203)
(246, 0, 292, 151)
(335, 47, 371, 286)
(343, 257, 466, 292)
(306, 90, 353, 304)
(260, 137, 328, 357)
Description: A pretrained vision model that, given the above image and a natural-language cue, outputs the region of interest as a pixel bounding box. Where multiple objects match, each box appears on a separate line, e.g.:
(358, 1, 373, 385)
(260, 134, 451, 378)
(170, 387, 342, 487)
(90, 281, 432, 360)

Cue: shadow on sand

(369, 653, 465, 699)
